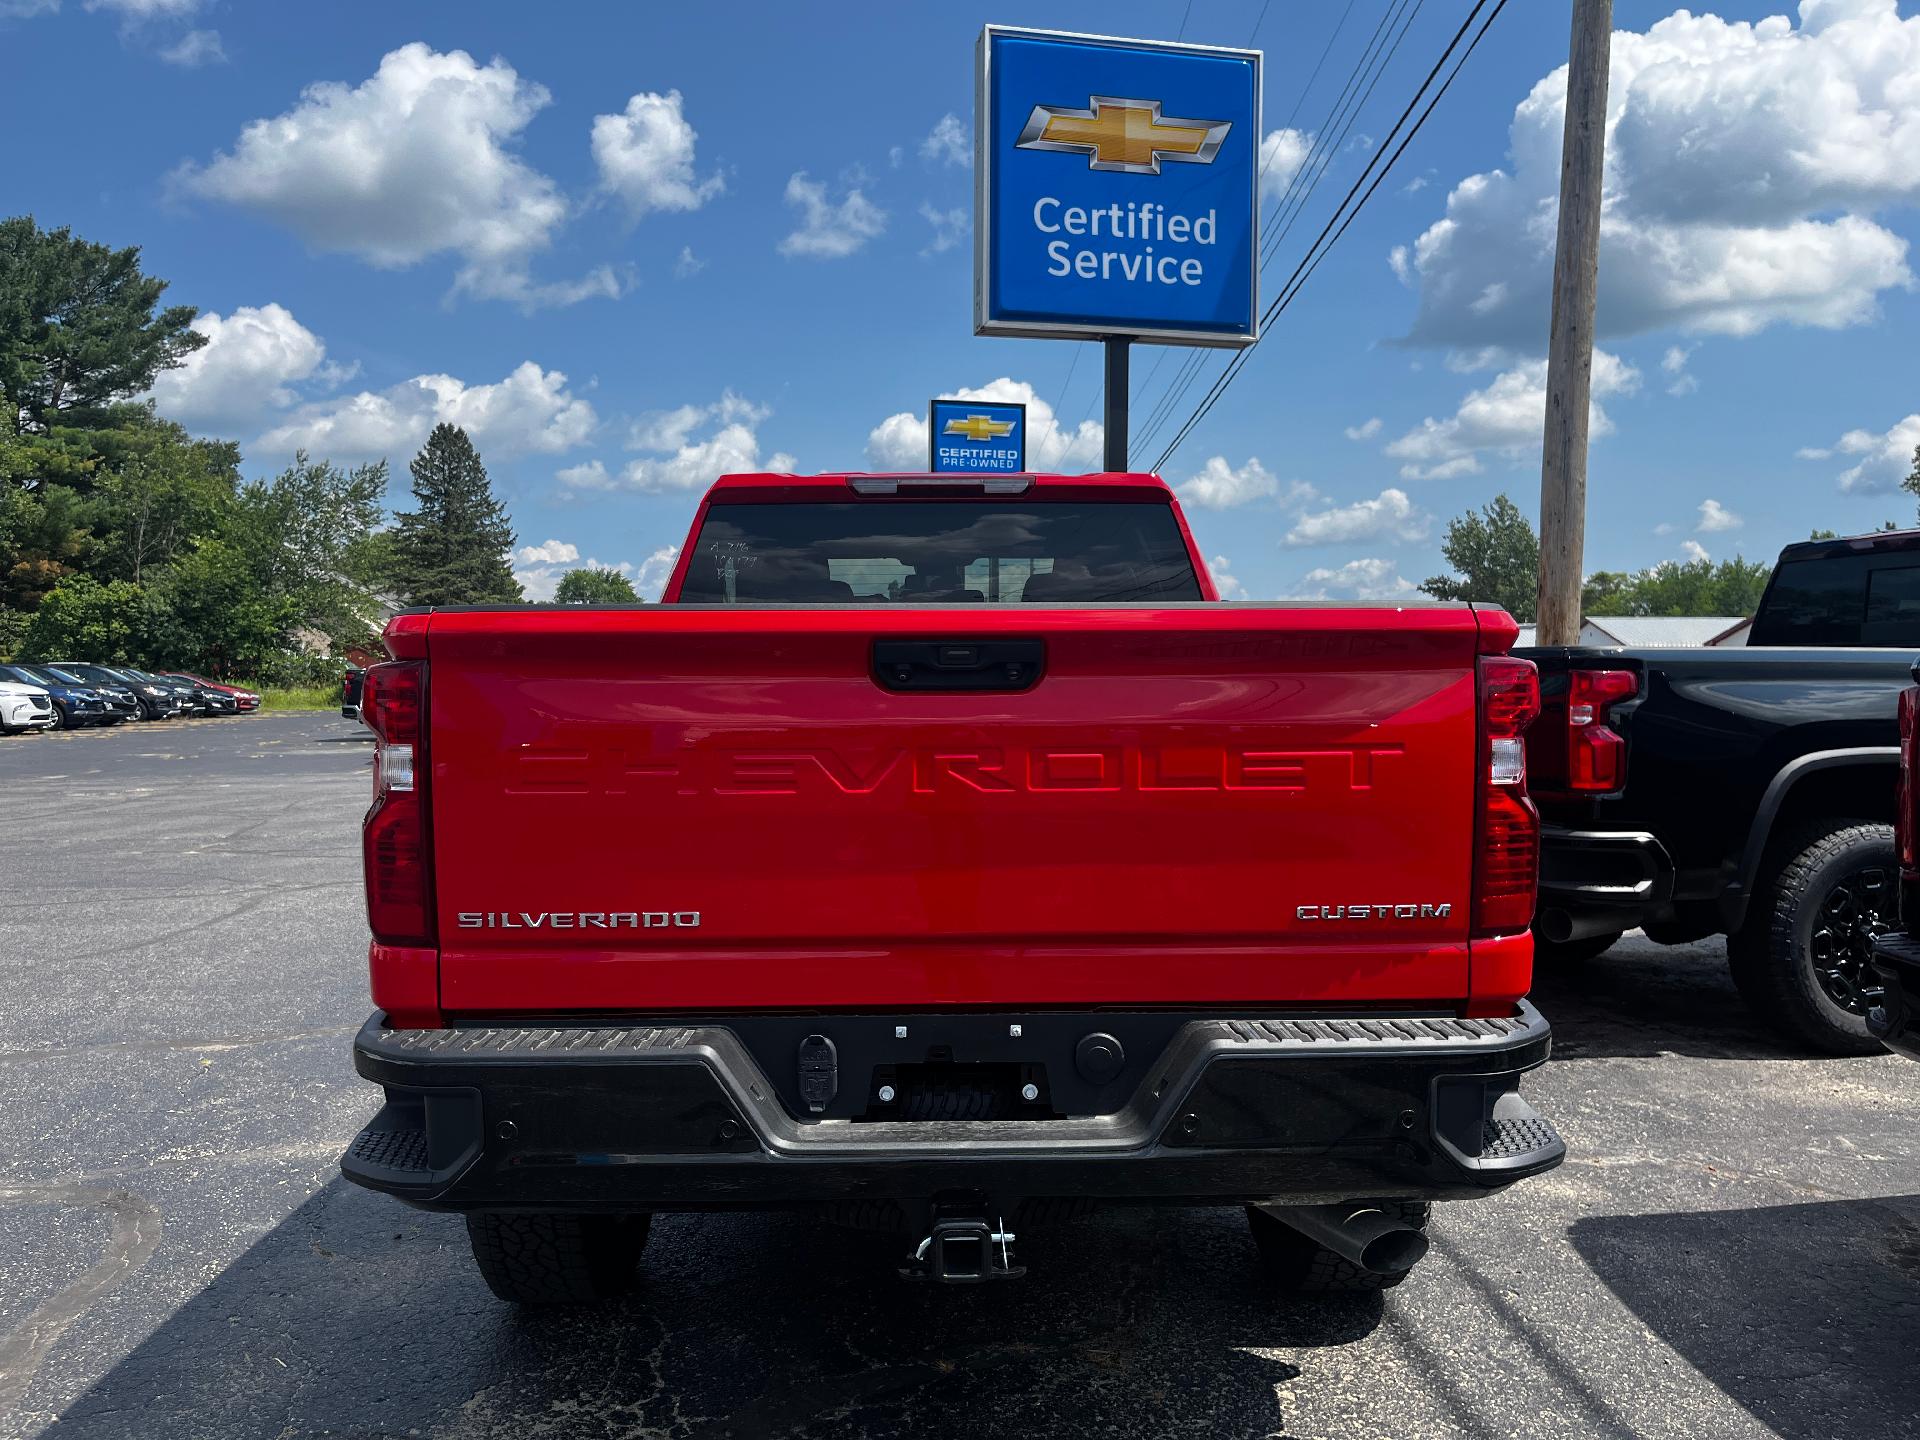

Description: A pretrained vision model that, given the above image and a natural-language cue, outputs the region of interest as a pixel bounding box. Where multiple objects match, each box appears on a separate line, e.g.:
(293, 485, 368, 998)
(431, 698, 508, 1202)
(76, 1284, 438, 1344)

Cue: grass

(251, 684, 337, 712)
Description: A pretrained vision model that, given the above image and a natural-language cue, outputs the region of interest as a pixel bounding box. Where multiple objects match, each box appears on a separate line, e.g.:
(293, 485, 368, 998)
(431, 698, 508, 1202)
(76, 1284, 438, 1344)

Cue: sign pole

(1535, 0, 1612, 645)
(1103, 337, 1130, 471)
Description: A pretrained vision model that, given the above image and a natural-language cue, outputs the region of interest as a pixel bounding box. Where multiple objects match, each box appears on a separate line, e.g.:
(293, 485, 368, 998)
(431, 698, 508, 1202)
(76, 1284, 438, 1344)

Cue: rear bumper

(1537, 825, 1674, 935)
(1869, 933, 1920, 1062)
(341, 1004, 1565, 1213)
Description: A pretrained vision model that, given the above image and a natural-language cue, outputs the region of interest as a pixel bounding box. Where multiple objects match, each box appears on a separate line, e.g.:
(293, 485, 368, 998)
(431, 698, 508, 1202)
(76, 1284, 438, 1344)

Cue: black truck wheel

(1247, 1201, 1430, 1293)
(464, 1211, 651, 1304)
(1728, 820, 1895, 1056)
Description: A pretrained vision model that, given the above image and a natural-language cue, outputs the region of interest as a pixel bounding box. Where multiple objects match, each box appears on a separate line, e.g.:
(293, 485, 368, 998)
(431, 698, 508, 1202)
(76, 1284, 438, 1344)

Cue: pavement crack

(0, 1184, 163, 1423)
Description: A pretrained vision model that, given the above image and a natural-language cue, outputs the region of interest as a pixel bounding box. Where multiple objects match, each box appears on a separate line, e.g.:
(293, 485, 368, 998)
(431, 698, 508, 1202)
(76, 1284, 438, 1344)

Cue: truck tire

(1246, 1202, 1430, 1293)
(464, 1212, 651, 1305)
(1728, 820, 1895, 1056)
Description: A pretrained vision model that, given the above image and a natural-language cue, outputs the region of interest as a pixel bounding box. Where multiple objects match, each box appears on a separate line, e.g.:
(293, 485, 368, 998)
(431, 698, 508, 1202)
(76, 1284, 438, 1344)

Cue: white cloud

(148, 303, 329, 431)
(1209, 555, 1246, 600)
(674, 245, 706, 279)
(562, 392, 791, 494)
(1661, 344, 1699, 396)
(1286, 557, 1417, 602)
(515, 539, 579, 566)
(85, 0, 198, 14)
(867, 378, 1101, 472)
(1696, 498, 1743, 532)
(778, 172, 887, 259)
(176, 43, 608, 307)
(591, 90, 723, 219)
(555, 460, 609, 490)
(1805, 413, 1920, 493)
(1680, 539, 1710, 563)
(1654, 521, 1676, 536)
(157, 27, 222, 65)
(1398, 2, 1920, 347)
(636, 544, 680, 600)
(1285, 488, 1428, 547)
(1344, 417, 1383, 441)
(1259, 128, 1311, 200)
(0, 0, 62, 16)
(920, 113, 970, 168)
(257, 360, 596, 461)
(1385, 350, 1639, 479)
(1176, 456, 1281, 510)
(919, 202, 967, 257)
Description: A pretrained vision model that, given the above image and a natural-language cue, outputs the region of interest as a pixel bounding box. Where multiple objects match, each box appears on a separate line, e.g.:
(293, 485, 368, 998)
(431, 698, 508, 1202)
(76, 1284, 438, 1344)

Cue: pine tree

(389, 424, 521, 606)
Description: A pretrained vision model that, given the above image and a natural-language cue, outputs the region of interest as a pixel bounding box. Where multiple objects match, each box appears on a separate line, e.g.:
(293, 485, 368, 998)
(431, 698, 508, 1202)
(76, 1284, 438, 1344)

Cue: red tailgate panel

(426, 606, 1481, 1012)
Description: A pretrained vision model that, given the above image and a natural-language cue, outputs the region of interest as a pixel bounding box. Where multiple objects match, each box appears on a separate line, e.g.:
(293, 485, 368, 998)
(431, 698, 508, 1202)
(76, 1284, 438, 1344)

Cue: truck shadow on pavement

(1569, 1192, 1920, 1440)
(1527, 935, 1833, 1062)
(36, 1179, 1378, 1439)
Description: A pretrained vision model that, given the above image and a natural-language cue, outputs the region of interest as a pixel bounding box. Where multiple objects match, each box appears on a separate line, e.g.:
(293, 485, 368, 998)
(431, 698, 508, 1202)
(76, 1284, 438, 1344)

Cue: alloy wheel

(1809, 866, 1894, 1015)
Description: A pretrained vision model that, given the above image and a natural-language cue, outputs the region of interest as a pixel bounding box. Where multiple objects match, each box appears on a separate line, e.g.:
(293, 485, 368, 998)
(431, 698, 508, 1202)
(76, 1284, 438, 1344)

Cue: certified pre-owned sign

(975, 27, 1260, 348)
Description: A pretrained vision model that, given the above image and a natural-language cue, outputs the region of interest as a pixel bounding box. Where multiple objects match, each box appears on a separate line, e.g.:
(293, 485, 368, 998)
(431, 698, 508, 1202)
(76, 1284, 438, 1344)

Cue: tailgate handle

(873, 639, 1045, 693)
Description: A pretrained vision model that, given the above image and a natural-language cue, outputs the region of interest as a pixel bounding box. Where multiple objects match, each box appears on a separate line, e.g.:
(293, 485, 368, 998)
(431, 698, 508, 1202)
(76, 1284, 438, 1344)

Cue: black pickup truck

(1523, 529, 1920, 1054)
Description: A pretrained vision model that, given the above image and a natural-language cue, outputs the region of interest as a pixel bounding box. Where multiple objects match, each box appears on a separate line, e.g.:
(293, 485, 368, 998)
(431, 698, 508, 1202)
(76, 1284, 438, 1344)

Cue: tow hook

(900, 1215, 1024, 1283)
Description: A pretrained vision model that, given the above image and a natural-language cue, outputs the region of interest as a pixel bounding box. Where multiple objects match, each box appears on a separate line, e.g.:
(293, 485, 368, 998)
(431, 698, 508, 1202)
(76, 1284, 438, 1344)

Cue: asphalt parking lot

(1, 712, 1917, 1440)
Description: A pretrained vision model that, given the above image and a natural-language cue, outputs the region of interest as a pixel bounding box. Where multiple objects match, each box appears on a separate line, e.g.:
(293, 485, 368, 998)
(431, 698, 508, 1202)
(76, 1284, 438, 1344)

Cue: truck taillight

(1899, 686, 1918, 871)
(362, 660, 434, 947)
(1564, 668, 1637, 790)
(1474, 656, 1541, 937)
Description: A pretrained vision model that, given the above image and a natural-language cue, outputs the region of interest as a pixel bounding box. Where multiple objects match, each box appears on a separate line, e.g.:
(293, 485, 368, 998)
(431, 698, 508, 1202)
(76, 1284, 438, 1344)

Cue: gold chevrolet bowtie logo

(1016, 96, 1231, 175)
(943, 414, 1018, 442)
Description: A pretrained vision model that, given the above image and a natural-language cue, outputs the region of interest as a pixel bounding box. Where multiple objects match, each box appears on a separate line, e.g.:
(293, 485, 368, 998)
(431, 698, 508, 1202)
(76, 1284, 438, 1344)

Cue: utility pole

(1535, 0, 1612, 645)
(1103, 337, 1130, 472)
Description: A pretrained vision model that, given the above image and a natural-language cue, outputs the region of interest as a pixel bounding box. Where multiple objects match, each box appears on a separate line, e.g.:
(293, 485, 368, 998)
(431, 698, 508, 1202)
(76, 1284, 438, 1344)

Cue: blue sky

(6, 0, 1918, 601)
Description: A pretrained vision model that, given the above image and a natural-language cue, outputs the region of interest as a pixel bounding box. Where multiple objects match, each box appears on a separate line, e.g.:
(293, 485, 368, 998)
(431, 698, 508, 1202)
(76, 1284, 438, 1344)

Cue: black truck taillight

(1899, 685, 1919, 928)
(361, 660, 434, 946)
(1474, 656, 1541, 937)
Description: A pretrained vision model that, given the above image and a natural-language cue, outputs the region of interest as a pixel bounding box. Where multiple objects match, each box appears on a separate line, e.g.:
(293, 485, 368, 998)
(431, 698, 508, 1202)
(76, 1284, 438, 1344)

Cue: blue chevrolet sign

(929, 397, 1026, 473)
(975, 26, 1261, 348)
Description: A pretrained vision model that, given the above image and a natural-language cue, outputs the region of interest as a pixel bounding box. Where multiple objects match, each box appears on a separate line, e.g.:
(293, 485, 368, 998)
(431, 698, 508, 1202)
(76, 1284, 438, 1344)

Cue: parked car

(0, 664, 115, 729)
(1869, 676, 1920, 1062)
(341, 667, 363, 720)
(343, 470, 1566, 1304)
(44, 662, 152, 722)
(0, 676, 56, 733)
(106, 667, 198, 717)
(162, 673, 239, 715)
(173, 673, 261, 712)
(1520, 527, 1920, 1055)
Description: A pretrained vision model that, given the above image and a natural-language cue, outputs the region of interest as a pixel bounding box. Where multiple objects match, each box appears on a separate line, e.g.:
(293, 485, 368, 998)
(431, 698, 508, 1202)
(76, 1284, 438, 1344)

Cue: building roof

(1583, 616, 1748, 647)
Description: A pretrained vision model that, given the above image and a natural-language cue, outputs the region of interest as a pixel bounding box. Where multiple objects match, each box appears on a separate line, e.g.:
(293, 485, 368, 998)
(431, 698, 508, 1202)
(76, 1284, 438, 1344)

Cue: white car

(0, 678, 57, 733)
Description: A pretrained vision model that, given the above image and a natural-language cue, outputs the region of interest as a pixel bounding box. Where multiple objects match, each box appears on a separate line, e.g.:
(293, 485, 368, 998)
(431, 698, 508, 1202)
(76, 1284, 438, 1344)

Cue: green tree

(389, 424, 520, 606)
(553, 565, 638, 605)
(0, 217, 205, 433)
(1902, 439, 1920, 516)
(1614, 556, 1770, 616)
(21, 573, 147, 661)
(1419, 494, 1538, 620)
(147, 538, 297, 674)
(89, 409, 241, 584)
(232, 451, 390, 650)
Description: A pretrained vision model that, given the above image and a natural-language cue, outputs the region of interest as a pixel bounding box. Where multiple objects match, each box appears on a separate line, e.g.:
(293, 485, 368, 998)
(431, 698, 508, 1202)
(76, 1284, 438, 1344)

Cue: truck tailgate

(423, 606, 1485, 1012)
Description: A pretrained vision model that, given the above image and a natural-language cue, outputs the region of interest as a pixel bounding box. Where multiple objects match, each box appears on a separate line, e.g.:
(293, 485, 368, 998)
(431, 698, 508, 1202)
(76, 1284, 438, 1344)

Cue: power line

(1150, 0, 1511, 473)
(1135, 0, 1402, 459)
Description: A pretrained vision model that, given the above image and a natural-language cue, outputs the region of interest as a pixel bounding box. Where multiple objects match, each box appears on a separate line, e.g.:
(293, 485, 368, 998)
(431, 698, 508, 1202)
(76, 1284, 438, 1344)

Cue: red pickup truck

(341, 471, 1564, 1300)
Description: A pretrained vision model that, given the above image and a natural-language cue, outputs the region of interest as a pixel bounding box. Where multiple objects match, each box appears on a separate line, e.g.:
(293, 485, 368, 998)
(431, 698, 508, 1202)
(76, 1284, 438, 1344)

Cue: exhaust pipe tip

(1356, 1225, 1430, 1276)
(1258, 1202, 1430, 1277)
